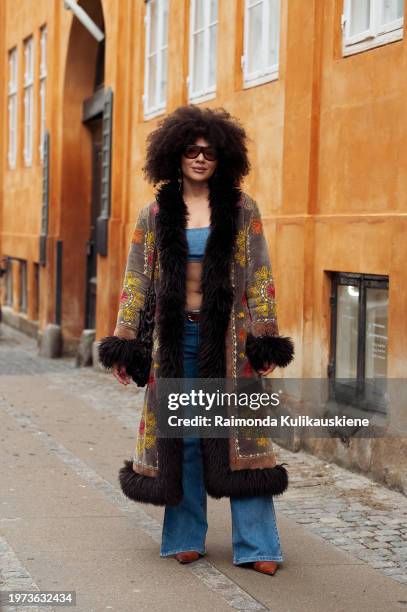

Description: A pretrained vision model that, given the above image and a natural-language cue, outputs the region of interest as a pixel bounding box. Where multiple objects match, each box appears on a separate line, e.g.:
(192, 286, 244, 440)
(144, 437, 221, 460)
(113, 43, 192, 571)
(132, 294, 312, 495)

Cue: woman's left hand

(257, 362, 277, 376)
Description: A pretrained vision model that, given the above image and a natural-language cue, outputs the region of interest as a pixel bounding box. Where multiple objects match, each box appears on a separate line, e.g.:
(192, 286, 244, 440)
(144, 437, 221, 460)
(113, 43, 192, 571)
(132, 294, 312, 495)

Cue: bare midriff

(114, 259, 205, 338)
(185, 261, 203, 310)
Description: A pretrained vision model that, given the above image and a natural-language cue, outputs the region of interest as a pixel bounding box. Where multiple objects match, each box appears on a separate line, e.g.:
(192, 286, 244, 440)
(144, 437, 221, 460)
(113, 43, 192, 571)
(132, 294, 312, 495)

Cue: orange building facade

(1, 1, 406, 489)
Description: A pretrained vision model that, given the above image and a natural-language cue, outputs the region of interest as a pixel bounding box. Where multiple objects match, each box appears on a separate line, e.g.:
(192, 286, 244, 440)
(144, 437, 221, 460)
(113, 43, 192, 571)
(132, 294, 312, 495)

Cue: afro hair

(142, 105, 251, 187)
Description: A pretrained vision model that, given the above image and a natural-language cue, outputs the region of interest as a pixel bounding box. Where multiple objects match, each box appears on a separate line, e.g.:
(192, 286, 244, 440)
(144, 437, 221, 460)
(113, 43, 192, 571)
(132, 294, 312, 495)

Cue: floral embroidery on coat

(256, 437, 269, 447)
(247, 265, 278, 320)
(234, 227, 249, 267)
(135, 411, 157, 457)
(118, 271, 146, 326)
(145, 230, 159, 279)
(251, 217, 263, 235)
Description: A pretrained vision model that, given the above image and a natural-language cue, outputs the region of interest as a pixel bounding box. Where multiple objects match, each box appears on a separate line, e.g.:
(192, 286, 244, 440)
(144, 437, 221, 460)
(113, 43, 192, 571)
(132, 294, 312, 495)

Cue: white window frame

(342, 0, 404, 57)
(8, 48, 18, 169)
(143, 0, 168, 120)
(241, 0, 281, 89)
(39, 26, 47, 162)
(23, 36, 34, 166)
(187, 0, 218, 103)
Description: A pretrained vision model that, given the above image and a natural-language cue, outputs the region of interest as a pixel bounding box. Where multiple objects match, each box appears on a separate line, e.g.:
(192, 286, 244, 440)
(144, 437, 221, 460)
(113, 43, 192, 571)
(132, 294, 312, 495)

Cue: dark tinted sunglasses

(183, 144, 218, 161)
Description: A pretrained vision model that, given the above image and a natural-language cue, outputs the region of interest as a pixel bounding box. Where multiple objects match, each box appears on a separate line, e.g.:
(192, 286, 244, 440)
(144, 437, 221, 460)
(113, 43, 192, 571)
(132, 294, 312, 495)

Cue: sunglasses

(183, 144, 218, 161)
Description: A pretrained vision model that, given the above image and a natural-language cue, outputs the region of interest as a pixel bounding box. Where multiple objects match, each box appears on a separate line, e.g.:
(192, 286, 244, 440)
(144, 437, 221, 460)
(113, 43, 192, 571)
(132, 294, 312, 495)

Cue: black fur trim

(197, 178, 241, 378)
(118, 438, 183, 507)
(98, 335, 150, 383)
(155, 181, 189, 378)
(201, 438, 288, 498)
(246, 333, 295, 370)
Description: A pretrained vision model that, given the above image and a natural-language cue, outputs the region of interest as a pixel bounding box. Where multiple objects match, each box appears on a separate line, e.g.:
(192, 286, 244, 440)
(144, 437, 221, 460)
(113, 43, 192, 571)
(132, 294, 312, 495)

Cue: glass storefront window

(19, 260, 28, 313)
(5, 259, 13, 306)
(330, 273, 389, 381)
(365, 287, 388, 378)
(335, 284, 359, 378)
(330, 273, 389, 416)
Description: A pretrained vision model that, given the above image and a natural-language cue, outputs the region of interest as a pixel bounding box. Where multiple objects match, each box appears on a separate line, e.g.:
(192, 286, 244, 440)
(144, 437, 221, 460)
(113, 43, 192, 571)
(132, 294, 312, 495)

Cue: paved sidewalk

(277, 448, 407, 584)
(1, 324, 407, 611)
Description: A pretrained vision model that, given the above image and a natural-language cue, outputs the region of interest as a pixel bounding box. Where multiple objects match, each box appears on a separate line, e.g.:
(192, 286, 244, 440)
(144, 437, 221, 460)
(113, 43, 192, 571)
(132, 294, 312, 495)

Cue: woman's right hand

(113, 364, 131, 385)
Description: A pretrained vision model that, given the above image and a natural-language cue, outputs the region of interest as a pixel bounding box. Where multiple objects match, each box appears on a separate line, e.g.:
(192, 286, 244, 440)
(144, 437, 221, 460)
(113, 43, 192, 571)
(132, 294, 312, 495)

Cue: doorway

(85, 117, 102, 329)
(60, 0, 105, 342)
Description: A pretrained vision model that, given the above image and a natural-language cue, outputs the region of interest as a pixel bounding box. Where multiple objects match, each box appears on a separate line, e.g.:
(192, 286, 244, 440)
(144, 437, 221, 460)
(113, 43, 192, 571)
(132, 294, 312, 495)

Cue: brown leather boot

(253, 561, 279, 575)
(175, 551, 201, 564)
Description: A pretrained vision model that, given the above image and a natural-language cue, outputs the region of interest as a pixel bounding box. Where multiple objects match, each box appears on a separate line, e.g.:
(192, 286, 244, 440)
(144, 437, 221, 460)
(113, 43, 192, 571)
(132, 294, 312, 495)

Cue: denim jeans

(160, 318, 284, 564)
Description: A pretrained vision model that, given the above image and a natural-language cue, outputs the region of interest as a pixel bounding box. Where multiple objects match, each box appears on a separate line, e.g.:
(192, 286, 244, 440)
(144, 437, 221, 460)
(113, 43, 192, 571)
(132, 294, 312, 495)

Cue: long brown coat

(100, 179, 294, 506)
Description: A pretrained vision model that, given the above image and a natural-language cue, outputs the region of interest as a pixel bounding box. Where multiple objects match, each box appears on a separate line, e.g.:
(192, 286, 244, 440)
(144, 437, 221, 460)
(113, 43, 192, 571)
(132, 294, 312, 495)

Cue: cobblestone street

(1, 324, 407, 611)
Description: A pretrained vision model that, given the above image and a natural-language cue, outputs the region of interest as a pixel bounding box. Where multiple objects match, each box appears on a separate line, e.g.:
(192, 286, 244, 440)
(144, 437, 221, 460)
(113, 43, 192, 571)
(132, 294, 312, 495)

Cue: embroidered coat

(100, 179, 294, 506)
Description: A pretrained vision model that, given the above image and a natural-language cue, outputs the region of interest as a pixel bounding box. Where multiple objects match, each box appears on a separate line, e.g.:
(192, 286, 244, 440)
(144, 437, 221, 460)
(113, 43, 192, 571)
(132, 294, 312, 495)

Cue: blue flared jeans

(160, 318, 284, 565)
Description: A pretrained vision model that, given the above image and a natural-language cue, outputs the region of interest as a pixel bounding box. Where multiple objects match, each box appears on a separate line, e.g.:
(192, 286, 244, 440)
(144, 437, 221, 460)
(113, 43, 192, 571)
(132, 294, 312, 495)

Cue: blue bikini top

(186, 227, 211, 261)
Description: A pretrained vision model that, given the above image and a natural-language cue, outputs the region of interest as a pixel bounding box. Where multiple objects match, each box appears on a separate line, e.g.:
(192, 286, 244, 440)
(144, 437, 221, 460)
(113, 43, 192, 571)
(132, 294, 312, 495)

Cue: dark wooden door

(85, 118, 103, 329)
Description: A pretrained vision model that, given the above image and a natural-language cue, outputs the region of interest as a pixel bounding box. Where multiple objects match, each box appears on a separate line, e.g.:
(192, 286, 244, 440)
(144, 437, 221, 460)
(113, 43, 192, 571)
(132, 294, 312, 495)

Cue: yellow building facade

(1, 1, 406, 488)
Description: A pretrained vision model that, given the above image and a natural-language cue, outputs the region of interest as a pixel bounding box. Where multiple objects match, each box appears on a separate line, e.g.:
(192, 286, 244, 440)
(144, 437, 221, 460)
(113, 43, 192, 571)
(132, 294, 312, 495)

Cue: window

(33, 263, 40, 320)
(5, 259, 13, 306)
(8, 48, 18, 169)
(343, 0, 404, 56)
(188, 0, 218, 102)
(329, 272, 389, 414)
(143, 0, 169, 119)
(39, 26, 47, 162)
(242, 0, 281, 88)
(23, 36, 34, 166)
(19, 260, 28, 313)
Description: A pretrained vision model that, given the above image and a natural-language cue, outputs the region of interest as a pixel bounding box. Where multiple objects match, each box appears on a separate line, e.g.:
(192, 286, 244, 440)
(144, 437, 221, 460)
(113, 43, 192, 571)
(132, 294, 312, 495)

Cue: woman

(99, 105, 294, 575)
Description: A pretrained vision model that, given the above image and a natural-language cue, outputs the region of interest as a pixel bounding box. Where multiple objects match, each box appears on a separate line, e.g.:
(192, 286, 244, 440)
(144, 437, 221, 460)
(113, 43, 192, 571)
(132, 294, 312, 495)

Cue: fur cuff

(98, 335, 151, 384)
(205, 462, 289, 499)
(119, 459, 183, 507)
(246, 333, 294, 370)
